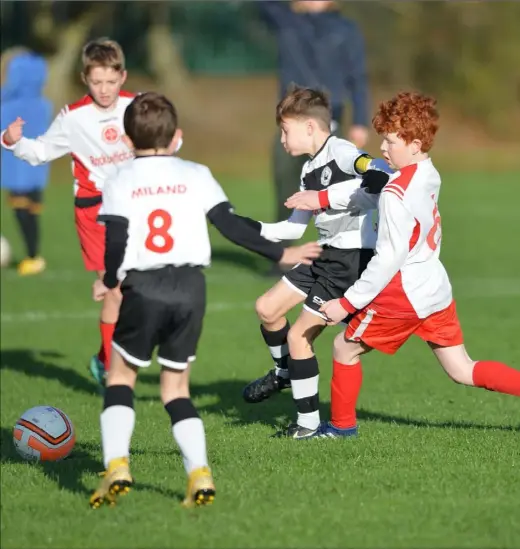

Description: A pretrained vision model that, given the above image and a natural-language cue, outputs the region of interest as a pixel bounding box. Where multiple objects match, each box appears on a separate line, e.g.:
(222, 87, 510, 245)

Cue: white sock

(101, 405, 135, 468)
(172, 417, 208, 474)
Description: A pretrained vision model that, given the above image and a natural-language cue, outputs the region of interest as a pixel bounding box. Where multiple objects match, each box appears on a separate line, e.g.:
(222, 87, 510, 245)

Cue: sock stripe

(293, 393, 319, 414)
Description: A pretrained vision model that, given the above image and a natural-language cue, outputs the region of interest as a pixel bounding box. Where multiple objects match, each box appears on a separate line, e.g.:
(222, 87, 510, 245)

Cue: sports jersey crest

(320, 166, 332, 187)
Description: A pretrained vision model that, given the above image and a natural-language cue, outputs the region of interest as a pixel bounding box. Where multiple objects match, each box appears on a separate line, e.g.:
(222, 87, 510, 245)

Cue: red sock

(472, 361, 520, 397)
(98, 322, 115, 372)
(331, 359, 363, 429)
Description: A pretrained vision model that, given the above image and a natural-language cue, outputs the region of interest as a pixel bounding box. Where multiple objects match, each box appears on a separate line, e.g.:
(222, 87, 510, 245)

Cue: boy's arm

(1, 109, 71, 165)
(97, 179, 130, 289)
(340, 191, 416, 312)
(318, 170, 390, 211)
(202, 168, 317, 263)
(259, 209, 313, 242)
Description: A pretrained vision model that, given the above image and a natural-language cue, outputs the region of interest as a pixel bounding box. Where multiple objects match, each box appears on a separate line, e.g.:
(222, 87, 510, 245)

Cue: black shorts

(283, 247, 374, 319)
(113, 266, 206, 370)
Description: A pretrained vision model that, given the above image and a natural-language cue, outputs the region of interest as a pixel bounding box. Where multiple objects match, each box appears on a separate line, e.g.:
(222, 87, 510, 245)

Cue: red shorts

(74, 203, 105, 272)
(345, 300, 464, 355)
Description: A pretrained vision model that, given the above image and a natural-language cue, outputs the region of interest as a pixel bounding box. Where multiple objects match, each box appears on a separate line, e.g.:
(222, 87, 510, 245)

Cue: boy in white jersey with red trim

(292, 91, 519, 437)
(241, 86, 392, 439)
(0, 39, 143, 385)
(88, 92, 321, 508)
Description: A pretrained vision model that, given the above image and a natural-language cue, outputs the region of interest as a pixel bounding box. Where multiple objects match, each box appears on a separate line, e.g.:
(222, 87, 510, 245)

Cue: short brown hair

(372, 92, 439, 152)
(276, 85, 331, 130)
(124, 92, 178, 150)
(81, 38, 125, 75)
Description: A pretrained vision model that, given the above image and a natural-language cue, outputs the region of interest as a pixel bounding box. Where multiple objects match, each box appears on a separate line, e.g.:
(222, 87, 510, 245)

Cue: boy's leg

(156, 268, 214, 507)
(10, 190, 46, 275)
(279, 308, 326, 437)
(90, 350, 139, 509)
(243, 274, 308, 403)
(430, 344, 520, 396)
(91, 270, 158, 508)
(161, 366, 215, 507)
(417, 300, 520, 396)
(75, 203, 122, 382)
(323, 332, 372, 437)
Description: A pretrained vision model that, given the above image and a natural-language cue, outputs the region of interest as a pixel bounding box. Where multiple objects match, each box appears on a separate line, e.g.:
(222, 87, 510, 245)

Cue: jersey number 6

(145, 209, 174, 253)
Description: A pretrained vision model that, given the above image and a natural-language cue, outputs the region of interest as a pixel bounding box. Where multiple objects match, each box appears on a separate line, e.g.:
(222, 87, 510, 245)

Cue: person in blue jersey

(1, 48, 52, 275)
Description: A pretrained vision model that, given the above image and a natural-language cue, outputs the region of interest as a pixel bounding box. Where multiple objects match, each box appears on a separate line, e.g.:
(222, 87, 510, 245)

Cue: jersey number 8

(145, 209, 174, 254)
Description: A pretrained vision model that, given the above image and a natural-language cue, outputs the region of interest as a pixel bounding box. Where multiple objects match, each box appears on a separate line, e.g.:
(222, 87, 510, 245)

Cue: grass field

(1, 167, 519, 549)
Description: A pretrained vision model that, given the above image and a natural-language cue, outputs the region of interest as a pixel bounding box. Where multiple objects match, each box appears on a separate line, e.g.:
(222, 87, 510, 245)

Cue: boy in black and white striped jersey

(242, 85, 392, 439)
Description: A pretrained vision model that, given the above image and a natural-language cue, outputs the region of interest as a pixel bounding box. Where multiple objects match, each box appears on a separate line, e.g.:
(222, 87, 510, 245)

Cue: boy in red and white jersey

(293, 91, 520, 437)
(0, 39, 142, 384)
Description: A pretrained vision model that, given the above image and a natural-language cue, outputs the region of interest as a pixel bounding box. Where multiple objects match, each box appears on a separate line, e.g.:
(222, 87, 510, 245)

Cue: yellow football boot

(182, 466, 216, 508)
(18, 256, 46, 276)
(90, 457, 133, 509)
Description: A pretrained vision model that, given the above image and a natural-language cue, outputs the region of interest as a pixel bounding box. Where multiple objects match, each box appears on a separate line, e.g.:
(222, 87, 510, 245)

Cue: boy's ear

(169, 128, 184, 155)
(80, 72, 87, 86)
(411, 138, 423, 155)
(122, 134, 134, 150)
(120, 70, 127, 86)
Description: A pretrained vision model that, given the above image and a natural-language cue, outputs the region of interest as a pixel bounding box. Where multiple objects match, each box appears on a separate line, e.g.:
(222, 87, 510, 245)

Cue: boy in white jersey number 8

(241, 86, 393, 439)
(294, 92, 519, 436)
(88, 92, 321, 509)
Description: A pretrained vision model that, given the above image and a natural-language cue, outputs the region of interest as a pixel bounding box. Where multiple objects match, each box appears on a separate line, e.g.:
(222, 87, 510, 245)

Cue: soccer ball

(0, 235, 11, 268)
(13, 406, 76, 462)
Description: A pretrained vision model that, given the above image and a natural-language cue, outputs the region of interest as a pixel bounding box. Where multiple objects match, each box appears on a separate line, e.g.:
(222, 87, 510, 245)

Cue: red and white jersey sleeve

(344, 159, 453, 319)
(2, 109, 71, 163)
(2, 91, 135, 199)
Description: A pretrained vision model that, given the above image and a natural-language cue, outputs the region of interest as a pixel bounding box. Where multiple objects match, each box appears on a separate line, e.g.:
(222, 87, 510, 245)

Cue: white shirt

(1, 92, 135, 198)
(99, 156, 229, 280)
(260, 136, 379, 249)
(344, 158, 453, 319)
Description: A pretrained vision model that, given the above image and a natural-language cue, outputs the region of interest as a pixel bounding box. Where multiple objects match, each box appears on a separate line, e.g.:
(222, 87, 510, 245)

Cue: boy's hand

(348, 125, 369, 149)
(285, 190, 321, 211)
(3, 117, 25, 146)
(92, 279, 109, 302)
(279, 242, 322, 267)
(319, 299, 347, 325)
(360, 170, 390, 194)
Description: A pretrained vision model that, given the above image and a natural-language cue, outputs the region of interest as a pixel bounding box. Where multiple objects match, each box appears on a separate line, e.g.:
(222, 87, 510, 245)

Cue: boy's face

(84, 66, 127, 109)
(280, 117, 314, 156)
(380, 132, 422, 170)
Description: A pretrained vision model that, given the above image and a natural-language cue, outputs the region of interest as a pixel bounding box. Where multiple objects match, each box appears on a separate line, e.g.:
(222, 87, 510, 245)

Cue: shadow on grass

(1, 427, 185, 501)
(0, 349, 99, 396)
(1, 426, 99, 495)
(138, 375, 520, 433)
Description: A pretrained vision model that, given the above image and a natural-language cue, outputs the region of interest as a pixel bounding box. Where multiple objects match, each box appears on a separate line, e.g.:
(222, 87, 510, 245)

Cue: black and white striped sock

(260, 321, 290, 379)
(288, 356, 320, 430)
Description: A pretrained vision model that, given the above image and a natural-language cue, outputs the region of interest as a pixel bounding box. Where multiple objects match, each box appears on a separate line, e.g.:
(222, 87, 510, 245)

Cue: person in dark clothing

(1, 48, 52, 275)
(258, 1, 369, 232)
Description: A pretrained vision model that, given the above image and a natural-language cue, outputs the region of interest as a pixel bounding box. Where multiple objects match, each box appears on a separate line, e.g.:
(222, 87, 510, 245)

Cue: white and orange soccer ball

(0, 235, 11, 268)
(13, 406, 76, 461)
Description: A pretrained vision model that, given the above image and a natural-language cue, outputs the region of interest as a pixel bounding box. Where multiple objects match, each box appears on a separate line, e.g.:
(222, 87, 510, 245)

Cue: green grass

(1, 166, 519, 549)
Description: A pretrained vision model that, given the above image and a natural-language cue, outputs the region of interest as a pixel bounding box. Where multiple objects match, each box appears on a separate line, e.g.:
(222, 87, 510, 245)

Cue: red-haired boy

(290, 91, 520, 437)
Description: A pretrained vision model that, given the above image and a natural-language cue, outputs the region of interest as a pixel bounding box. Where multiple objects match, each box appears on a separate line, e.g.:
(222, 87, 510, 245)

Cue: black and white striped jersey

(299, 136, 378, 250)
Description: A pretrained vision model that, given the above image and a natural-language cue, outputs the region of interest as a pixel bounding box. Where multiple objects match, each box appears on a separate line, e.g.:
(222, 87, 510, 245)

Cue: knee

(287, 325, 312, 353)
(255, 295, 278, 325)
(333, 332, 358, 364)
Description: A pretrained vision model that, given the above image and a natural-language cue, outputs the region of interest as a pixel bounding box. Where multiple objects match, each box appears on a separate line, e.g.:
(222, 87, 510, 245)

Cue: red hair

(372, 92, 439, 152)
